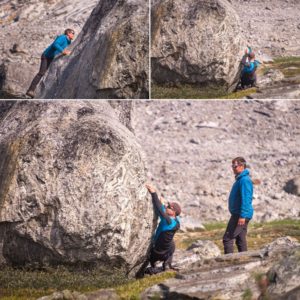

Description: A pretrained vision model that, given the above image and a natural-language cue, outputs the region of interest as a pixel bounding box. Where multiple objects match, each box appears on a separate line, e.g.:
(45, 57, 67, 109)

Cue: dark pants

(241, 72, 257, 88)
(27, 55, 53, 93)
(223, 215, 249, 254)
(149, 242, 175, 268)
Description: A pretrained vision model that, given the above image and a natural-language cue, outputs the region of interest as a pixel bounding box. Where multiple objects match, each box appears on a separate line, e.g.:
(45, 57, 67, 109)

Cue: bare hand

(145, 184, 156, 193)
(62, 50, 71, 56)
(238, 218, 246, 226)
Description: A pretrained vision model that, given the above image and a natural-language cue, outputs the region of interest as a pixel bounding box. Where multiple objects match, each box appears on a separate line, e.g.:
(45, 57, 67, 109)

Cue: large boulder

(36, 0, 149, 99)
(0, 0, 98, 98)
(151, 0, 245, 92)
(0, 101, 154, 275)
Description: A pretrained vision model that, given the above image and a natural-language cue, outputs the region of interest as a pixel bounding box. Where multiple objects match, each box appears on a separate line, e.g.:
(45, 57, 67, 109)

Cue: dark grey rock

(36, 0, 149, 99)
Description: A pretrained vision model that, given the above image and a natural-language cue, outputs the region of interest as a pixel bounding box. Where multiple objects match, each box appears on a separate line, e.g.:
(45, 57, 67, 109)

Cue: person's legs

(235, 219, 249, 252)
(27, 55, 52, 96)
(223, 215, 239, 254)
(162, 241, 175, 270)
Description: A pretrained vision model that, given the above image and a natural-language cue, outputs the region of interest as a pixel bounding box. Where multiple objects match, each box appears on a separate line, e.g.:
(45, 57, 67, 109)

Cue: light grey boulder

(151, 0, 245, 92)
(36, 0, 149, 99)
(187, 239, 221, 258)
(0, 0, 98, 98)
(267, 247, 300, 299)
(0, 100, 154, 275)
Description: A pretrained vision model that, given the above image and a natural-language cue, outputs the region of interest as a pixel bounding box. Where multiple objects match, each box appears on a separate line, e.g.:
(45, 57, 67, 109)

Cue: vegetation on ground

(175, 218, 300, 251)
(1, 219, 299, 299)
(151, 56, 300, 99)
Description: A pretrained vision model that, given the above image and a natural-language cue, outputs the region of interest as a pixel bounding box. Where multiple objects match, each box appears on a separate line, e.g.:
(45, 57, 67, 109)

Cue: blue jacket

(43, 35, 71, 59)
(242, 60, 260, 74)
(228, 169, 254, 219)
(154, 204, 180, 241)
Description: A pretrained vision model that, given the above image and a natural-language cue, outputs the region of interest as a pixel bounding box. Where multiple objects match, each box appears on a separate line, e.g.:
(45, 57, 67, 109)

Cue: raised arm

(145, 184, 171, 224)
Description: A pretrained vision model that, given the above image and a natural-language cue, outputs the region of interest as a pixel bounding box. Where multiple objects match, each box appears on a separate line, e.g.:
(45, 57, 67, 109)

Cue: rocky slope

(36, 0, 149, 99)
(0, 0, 149, 99)
(231, 0, 300, 57)
(151, 0, 245, 92)
(133, 100, 300, 225)
(0, 101, 154, 275)
(142, 237, 300, 300)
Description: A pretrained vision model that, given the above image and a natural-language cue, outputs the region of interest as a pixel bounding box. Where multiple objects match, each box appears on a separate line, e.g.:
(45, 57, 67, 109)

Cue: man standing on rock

(144, 184, 181, 275)
(26, 28, 75, 98)
(223, 157, 254, 254)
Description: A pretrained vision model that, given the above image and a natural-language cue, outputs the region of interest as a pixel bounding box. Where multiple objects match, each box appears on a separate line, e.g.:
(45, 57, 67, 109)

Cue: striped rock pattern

(0, 101, 153, 275)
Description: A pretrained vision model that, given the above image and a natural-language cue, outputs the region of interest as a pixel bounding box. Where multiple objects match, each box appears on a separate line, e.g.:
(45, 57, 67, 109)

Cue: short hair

(249, 52, 255, 59)
(65, 28, 75, 35)
(232, 157, 247, 167)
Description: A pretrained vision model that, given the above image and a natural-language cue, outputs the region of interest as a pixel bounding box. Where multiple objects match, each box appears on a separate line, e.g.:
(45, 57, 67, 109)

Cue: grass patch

(265, 56, 300, 78)
(151, 84, 227, 99)
(242, 288, 253, 300)
(175, 219, 300, 251)
(0, 266, 129, 300)
(221, 87, 257, 99)
(116, 271, 175, 299)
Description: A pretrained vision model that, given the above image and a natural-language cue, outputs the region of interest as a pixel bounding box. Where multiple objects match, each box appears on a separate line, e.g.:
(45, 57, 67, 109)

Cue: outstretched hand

(62, 50, 71, 56)
(145, 184, 156, 193)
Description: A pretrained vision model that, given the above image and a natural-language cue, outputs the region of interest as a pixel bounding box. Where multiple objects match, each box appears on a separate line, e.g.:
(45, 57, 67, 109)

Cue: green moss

(221, 87, 257, 99)
(0, 266, 129, 300)
(151, 83, 227, 99)
(116, 271, 175, 299)
(176, 219, 300, 251)
(242, 288, 253, 300)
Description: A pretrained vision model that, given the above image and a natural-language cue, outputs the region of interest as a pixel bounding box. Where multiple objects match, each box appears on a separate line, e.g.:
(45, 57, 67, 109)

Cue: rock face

(133, 100, 300, 223)
(142, 237, 300, 300)
(151, 0, 245, 92)
(0, 0, 98, 98)
(36, 0, 149, 99)
(0, 101, 154, 275)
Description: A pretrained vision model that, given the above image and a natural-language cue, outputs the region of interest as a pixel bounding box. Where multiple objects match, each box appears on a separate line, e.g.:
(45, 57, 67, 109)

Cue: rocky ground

(231, 0, 300, 57)
(34, 237, 300, 299)
(133, 100, 300, 227)
(142, 237, 300, 300)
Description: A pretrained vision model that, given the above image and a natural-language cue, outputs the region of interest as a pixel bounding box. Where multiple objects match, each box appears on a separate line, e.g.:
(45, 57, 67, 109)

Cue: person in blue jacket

(223, 157, 254, 254)
(26, 28, 75, 98)
(240, 47, 260, 89)
(144, 184, 181, 275)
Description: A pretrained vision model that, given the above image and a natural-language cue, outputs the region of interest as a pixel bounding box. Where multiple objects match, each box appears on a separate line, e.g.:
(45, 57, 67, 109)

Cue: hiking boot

(26, 90, 35, 98)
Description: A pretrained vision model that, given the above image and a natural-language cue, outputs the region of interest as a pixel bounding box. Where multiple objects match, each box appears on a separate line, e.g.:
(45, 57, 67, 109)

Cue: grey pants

(27, 55, 53, 93)
(223, 215, 249, 254)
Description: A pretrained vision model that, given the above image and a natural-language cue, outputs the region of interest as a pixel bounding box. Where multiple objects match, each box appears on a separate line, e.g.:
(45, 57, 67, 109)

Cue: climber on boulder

(26, 28, 75, 98)
(240, 47, 261, 89)
(144, 184, 181, 275)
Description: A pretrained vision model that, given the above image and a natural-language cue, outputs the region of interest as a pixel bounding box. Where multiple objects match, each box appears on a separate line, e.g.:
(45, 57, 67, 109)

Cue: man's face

(232, 161, 245, 175)
(67, 31, 75, 40)
(166, 203, 176, 217)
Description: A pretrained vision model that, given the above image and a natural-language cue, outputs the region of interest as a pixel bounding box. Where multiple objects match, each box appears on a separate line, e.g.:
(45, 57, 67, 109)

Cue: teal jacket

(228, 169, 254, 219)
(154, 204, 180, 241)
(43, 35, 71, 59)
